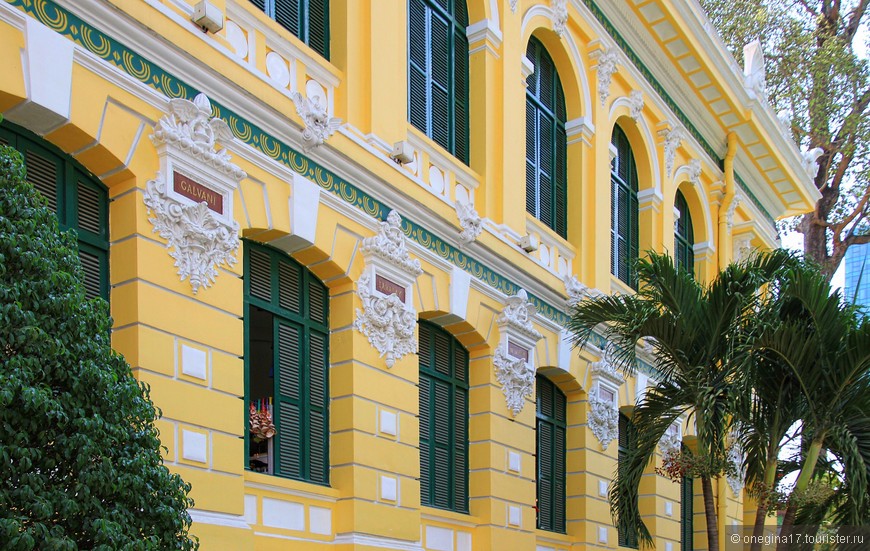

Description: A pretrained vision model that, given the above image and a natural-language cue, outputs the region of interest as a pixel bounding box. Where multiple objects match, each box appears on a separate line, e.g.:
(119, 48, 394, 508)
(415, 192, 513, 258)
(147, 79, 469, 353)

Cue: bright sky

(779, 231, 846, 294)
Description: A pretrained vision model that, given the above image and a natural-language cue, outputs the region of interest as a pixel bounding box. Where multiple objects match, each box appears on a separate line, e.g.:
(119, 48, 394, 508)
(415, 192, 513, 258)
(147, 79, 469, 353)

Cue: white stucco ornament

(551, 0, 568, 37)
(564, 274, 602, 309)
(588, 341, 625, 450)
(354, 211, 423, 368)
(662, 125, 684, 177)
(687, 159, 701, 186)
(455, 200, 482, 245)
(628, 90, 644, 121)
(592, 48, 619, 106)
(726, 431, 746, 496)
(146, 93, 245, 294)
(802, 147, 824, 179)
(658, 422, 682, 457)
(743, 39, 767, 100)
(494, 289, 543, 416)
(291, 91, 341, 151)
(510, 0, 519, 13)
(726, 194, 741, 230)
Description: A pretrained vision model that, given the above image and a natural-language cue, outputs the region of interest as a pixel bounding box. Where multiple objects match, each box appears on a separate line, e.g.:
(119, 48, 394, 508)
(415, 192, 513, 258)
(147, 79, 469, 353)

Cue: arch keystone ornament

(587, 341, 625, 450)
(494, 289, 543, 416)
(145, 93, 245, 294)
(354, 211, 423, 368)
(591, 48, 619, 106)
(291, 91, 342, 152)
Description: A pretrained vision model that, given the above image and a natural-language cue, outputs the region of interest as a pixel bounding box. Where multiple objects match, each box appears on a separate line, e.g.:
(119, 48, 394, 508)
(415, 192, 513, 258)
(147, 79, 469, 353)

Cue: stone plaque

(375, 274, 406, 302)
(173, 171, 223, 214)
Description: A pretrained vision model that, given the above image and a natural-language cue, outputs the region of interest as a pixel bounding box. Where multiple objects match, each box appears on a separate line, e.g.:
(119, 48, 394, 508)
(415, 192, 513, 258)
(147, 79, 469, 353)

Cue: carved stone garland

(494, 289, 543, 416)
(592, 48, 619, 107)
(661, 125, 684, 177)
(628, 90, 644, 121)
(726, 430, 746, 496)
(588, 341, 625, 450)
(687, 159, 701, 186)
(658, 422, 682, 458)
(291, 91, 342, 152)
(353, 210, 423, 368)
(145, 93, 245, 294)
(551, 0, 568, 37)
(510, 0, 519, 13)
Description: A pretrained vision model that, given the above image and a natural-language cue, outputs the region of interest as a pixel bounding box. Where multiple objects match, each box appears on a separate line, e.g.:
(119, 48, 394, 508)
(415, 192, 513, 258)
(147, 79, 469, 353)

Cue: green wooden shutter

(536, 376, 566, 533)
(249, 0, 266, 12)
(418, 321, 468, 513)
(681, 467, 694, 550)
(675, 190, 695, 276)
(275, 320, 303, 479)
(408, 0, 428, 134)
(611, 127, 639, 288)
(429, 12, 450, 152)
(452, 21, 468, 164)
(307, 0, 329, 60)
(308, 328, 328, 484)
(249, 248, 273, 302)
(525, 99, 538, 217)
(274, 0, 301, 38)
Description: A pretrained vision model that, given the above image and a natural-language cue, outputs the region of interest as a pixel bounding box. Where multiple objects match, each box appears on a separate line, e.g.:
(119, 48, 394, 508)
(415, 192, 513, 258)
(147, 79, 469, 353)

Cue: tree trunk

(751, 456, 780, 551)
(776, 435, 825, 551)
(701, 475, 720, 551)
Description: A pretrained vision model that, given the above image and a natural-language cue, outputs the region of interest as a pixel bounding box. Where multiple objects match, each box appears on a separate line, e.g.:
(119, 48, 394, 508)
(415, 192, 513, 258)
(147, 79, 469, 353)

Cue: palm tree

(747, 267, 870, 550)
(568, 250, 795, 551)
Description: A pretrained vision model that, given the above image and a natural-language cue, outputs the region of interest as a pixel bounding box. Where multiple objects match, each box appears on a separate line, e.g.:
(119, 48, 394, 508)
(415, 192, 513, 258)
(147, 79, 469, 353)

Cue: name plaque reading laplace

(508, 341, 529, 362)
(173, 171, 224, 214)
(375, 274, 406, 302)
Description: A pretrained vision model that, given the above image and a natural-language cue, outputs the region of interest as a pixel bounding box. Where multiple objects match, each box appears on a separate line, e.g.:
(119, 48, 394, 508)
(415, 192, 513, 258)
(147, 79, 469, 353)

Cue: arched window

(618, 413, 639, 549)
(408, 0, 469, 163)
(248, 0, 329, 59)
(525, 37, 568, 238)
(674, 190, 695, 275)
(536, 375, 566, 533)
(0, 121, 109, 301)
(611, 126, 639, 288)
(681, 444, 694, 551)
(245, 242, 329, 485)
(419, 321, 469, 513)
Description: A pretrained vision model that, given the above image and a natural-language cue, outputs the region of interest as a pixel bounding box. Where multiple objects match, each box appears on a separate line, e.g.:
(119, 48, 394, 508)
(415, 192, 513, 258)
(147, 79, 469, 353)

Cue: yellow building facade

(0, 0, 820, 549)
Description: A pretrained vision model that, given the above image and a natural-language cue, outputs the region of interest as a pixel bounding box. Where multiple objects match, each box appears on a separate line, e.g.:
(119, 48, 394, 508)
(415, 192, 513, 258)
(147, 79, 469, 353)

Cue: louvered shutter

(274, 0, 301, 37)
(307, 0, 329, 59)
(275, 321, 303, 479)
(429, 13, 450, 152)
(526, 100, 538, 217)
(539, 112, 553, 229)
(536, 376, 567, 533)
(553, 389, 566, 530)
(419, 372, 431, 502)
(453, 345, 468, 509)
(249, 0, 266, 12)
(681, 471, 694, 550)
(537, 419, 553, 530)
(675, 191, 694, 276)
(432, 378, 451, 508)
(555, 124, 567, 238)
(308, 329, 328, 484)
(249, 248, 273, 302)
(452, 22, 468, 164)
(408, 0, 428, 134)
(24, 146, 60, 212)
(78, 246, 104, 300)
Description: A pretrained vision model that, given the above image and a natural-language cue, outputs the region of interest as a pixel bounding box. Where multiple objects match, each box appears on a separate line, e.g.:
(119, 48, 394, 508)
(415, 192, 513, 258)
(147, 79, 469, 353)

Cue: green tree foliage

(701, 0, 870, 280)
(0, 146, 197, 549)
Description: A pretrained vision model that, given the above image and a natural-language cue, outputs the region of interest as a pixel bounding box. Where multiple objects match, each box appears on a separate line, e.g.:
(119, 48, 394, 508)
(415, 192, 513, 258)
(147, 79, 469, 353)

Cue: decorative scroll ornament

(144, 178, 240, 294)
(291, 91, 342, 152)
(588, 392, 619, 450)
(510, 0, 519, 13)
(456, 200, 482, 245)
(354, 211, 423, 368)
(150, 94, 245, 181)
(494, 348, 535, 416)
(734, 234, 753, 262)
(564, 274, 602, 309)
(551, 0, 568, 37)
(146, 93, 244, 294)
(592, 48, 619, 106)
(687, 159, 701, 186)
(726, 194, 741, 230)
(726, 431, 746, 496)
(743, 39, 767, 100)
(802, 147, 824, 179)
(494, 289, 543, 416)
(662, 126, 684, 177)
(588, 341, 625, 449)
(658, 423, 682, 457)
(628, 90, 644, 121)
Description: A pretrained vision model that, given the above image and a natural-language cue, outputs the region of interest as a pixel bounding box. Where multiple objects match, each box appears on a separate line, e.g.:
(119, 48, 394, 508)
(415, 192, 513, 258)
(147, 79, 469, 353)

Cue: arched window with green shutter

(245, 242, 329, 486)
(525, 36, 568, 238)
(618, 413, 639, 549)
(674, 190, 695, 276)
(408, 0, 469, 164)
(611, 126, 639, 288)
(418, 321, 469, 513)
(0, 121, 109, 301)
(536, 375, 566, 533)
(248, 0, 329, 59)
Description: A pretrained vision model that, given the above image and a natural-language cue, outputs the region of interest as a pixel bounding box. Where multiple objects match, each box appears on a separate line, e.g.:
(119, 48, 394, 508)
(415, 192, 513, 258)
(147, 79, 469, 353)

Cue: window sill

(610, 275, 635, 296)
(244, 471, 339, 503)
(535, 529, 573, 544)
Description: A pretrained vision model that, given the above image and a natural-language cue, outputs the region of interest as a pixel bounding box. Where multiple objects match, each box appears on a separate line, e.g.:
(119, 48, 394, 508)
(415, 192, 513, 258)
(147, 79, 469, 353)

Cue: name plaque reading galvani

(508, 341, 529, 362)
(173, 171, 224, 214)
(375, 274, 406, 302)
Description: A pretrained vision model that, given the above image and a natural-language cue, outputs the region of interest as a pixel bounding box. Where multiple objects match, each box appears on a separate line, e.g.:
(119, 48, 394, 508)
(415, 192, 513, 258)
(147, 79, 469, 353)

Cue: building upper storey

(1, 0, 821, 300)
